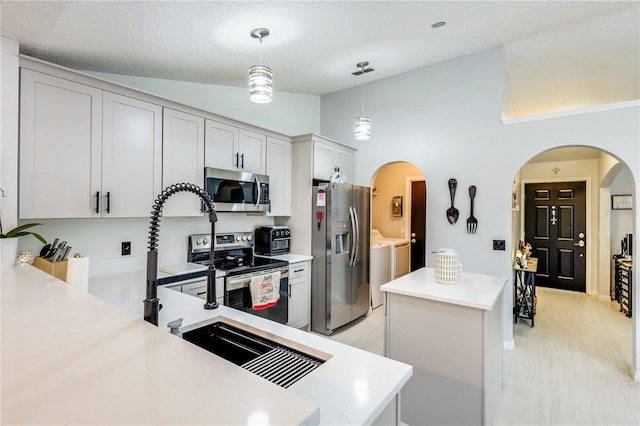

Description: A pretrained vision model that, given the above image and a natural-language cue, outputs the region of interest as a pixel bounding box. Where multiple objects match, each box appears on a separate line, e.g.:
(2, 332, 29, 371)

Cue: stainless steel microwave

(204, 167, 270, 213)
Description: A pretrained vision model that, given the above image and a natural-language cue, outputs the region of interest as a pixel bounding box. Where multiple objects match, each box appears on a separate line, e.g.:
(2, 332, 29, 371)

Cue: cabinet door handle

(288, 283, 292, 298)
(106, 192, 111, 213)
(294, 269, 304, 273)
(95, 191, 100, 213)
(241, 153, 245, 169)
(235, 152, 239, 168)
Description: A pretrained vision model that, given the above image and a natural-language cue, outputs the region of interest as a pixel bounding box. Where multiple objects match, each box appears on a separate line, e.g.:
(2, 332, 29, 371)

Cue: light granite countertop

(2, 265, 412, 425)
(381, 267, 507, 310)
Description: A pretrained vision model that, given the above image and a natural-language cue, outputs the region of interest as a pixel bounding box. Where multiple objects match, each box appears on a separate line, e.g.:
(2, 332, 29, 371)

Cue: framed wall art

(392, 196, 403, 217)
(611, 194, 633, 210)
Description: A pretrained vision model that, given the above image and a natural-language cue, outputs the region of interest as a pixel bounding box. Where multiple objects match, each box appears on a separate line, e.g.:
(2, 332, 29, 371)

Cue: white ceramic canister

(434, 248, 462, 284)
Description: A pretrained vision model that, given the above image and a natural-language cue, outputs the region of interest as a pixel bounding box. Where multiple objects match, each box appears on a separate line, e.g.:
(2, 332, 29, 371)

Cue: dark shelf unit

(614, 258, 632, 318)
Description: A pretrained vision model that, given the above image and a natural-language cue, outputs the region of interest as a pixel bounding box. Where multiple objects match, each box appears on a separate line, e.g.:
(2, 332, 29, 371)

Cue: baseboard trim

(635, 369, 640, 383)
(598, 294, 612, 302)
(504, 339, 515, 351)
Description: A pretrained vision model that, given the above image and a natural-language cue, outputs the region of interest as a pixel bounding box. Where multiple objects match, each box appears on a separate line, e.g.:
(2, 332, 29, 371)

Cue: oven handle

(226, 267, 289, 291)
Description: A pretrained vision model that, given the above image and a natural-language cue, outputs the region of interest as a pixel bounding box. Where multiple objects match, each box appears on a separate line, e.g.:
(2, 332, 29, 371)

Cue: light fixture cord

(259, 37, 263, 65)
(360, 64, 365, 114)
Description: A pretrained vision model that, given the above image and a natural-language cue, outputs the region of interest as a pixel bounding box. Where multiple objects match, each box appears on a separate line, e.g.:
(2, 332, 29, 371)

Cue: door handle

(411, 232, 416, 237)
(95, 191, 100, 213)
(235, 152, 239, 168)
(574, 240, 585, 248)
(241, 153, 245, 169)
(411, 238, 416, 243)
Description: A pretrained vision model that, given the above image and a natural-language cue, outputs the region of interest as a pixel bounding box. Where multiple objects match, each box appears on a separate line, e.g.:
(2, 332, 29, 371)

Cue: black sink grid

(182, 322, 324, 388)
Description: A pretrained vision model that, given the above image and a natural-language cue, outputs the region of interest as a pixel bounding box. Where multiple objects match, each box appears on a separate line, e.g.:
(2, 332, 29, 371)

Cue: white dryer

(371, 229, 411, 279)
(370, 241, 391, 308)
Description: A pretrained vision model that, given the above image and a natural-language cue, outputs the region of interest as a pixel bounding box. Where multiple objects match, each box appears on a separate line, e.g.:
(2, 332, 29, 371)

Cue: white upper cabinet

(162, 108, 205, 217)
(20, 70, 162, 219)
(19, 69, 103, 218)
(313, 139, 354, 182)
(204, 120, 267, 175)
(266, 136, 292, 216)
(101, 92, 163, 217)
(204, 120, 237, 171)
(238, 129, 267, 175)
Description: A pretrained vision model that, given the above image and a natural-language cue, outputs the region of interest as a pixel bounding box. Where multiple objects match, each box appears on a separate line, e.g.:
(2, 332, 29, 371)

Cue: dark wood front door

(524, 181, 587, 292)
(410, 180, 426, 271)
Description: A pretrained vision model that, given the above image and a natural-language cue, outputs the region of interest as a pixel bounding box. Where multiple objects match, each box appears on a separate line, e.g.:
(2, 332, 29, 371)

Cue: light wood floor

(318, 288, 640, 425)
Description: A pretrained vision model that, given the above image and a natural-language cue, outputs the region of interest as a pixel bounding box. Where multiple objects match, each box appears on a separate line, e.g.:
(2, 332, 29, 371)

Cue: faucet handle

(167, 317, 183, 336)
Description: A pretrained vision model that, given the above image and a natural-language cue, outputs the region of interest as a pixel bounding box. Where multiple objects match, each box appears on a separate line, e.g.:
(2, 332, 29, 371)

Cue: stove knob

(236, 236, 242, 242)
(203, 238, 209, 245)
(247, 235, 252, 241)
(285, 230, 290, 237)
(196, 238, 203, 245)
(241, 235, 247, 241)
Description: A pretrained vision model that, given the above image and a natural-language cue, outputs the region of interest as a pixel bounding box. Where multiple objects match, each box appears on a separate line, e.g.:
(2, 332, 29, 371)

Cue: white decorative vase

(434, 248, 462, 284)
(0, 238, 19, 269)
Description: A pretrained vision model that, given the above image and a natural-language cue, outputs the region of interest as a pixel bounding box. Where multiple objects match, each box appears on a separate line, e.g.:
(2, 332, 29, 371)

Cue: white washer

(370, 241, 392, 308)
(372, 229, 411, 279)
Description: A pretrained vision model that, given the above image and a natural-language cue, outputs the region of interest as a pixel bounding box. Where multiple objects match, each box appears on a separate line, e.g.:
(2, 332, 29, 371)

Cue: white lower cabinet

(166, 277, 224, 306)
(287, 260, 311, 329)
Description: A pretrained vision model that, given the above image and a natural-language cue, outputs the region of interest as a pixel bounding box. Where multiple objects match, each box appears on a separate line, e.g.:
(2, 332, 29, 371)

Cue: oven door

(225, 267, 289, 324)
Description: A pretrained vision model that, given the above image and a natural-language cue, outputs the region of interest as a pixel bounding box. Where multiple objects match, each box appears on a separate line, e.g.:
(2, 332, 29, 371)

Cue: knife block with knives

(32, 238, 72, 281)
(32, 256, 68, 281)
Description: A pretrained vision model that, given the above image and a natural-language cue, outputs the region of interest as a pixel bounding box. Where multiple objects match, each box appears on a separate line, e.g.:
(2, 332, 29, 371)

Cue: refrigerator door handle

(353, 205, 360, 266)
(349, 206, 359, 267)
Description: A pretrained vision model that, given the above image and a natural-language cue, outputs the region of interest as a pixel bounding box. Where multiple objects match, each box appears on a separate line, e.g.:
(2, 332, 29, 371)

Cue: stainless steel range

(188, 232, 289, 324)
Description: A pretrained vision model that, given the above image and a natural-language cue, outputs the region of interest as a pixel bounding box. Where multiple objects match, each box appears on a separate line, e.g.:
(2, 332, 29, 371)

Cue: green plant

(0, 222, 47, 244)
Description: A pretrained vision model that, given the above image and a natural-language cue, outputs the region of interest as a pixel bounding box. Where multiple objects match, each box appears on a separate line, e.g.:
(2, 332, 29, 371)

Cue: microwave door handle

(254, 175, 261, 209)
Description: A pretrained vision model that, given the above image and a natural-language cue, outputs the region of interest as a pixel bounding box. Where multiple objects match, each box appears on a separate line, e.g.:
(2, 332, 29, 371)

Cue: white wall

(89, 72, 321, 137)
(319, 46, 640, 375)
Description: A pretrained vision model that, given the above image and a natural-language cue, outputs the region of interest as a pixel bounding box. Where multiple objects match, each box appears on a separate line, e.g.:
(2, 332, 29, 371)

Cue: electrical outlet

(121, 241, 131, 256)
(493, 240, 505, 251)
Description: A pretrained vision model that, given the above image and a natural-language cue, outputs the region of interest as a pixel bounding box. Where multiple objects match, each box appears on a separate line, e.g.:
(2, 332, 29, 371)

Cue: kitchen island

(381, 267, 507, 426)
(1, 265, 412, 425)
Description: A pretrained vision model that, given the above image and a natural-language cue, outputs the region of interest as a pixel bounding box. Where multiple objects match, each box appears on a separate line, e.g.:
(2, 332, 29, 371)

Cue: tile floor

(320, 287, 640, 425)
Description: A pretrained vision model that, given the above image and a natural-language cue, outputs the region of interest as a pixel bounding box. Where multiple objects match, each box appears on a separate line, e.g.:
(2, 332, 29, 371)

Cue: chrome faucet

(144, 183, 218, 326)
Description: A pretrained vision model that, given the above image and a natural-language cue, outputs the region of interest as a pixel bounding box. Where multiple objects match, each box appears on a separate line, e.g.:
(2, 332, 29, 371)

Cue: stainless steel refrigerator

(311, 184, 370, 335)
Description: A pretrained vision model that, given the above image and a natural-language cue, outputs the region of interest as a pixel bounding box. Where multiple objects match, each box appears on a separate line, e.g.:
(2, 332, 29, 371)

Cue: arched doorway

(510, 145, 636, 375)
(369, 161, 426, 308)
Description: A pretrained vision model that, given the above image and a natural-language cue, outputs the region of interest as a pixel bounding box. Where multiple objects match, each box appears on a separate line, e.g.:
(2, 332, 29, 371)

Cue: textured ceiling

(1, 1, 639, 117)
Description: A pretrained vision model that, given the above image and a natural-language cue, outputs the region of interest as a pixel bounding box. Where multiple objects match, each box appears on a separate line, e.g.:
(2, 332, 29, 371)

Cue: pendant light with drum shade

(353, 61, 374, 140)
(249, 28, 272, 103)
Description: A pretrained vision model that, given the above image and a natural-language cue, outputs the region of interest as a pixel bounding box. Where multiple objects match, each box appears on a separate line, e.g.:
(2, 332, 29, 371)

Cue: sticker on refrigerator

(316, 188, 326, 207)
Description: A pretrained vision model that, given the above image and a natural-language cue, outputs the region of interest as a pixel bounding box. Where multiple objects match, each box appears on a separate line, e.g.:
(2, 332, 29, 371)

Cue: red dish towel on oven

(249, 271, 281, 310)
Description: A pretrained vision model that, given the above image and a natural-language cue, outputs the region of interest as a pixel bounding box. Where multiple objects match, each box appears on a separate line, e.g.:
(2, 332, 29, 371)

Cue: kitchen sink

(181, 318, 330, 388)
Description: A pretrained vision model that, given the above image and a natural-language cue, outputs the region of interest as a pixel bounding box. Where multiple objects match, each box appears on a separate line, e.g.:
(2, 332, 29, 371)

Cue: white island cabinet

(382, 268, 507, 426)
